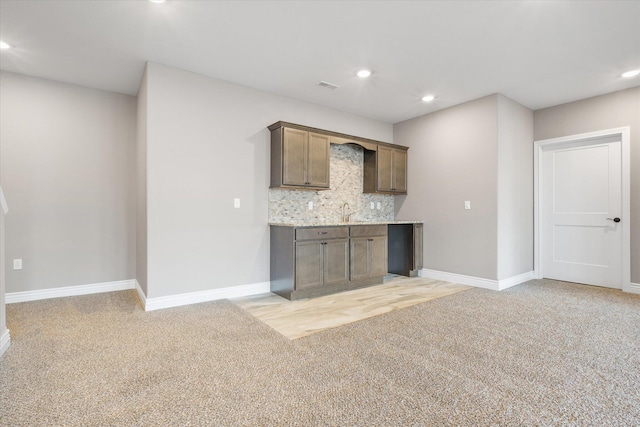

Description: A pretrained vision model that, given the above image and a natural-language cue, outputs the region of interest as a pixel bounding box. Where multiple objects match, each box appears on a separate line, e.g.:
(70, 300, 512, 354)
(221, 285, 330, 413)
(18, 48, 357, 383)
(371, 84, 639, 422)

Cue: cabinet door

(369, 236, 388, 277)
(283, 128, 308, 186)
(413, 224, 423, 270)
(324, 238, 350, 286)
(351, 236, 387, 279)
(295, 241, 324, 290)
(376, 146, 393, 192)
(350, 237, 370, 281)
(307, 132, 330, 188)
(392, 149, 407, 193)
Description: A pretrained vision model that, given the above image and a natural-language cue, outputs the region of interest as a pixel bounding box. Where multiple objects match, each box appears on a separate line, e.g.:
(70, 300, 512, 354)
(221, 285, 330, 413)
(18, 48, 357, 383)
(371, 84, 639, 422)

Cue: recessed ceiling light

(621, 69, 640, 78)
(421, 95, 436, 102)
(0, 40, 12, 50)
(149, 0, 166, 3)
(357, 69, 372, 78)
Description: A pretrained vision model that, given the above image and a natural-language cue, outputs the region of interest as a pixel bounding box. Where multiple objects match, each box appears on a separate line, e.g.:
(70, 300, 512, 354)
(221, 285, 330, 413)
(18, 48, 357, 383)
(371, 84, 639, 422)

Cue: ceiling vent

(318, 81, 339, 90)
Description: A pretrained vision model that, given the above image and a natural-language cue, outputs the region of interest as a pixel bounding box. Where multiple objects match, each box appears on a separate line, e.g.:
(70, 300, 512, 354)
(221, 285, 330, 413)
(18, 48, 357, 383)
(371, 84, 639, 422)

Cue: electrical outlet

(370, 202, 375, 210)
(13, 259, 22, 270)
(233, 198, 241, 208)
(308, 201, 313, 210)
(465, 201, 471, 210)
(376, 202, 381, 210)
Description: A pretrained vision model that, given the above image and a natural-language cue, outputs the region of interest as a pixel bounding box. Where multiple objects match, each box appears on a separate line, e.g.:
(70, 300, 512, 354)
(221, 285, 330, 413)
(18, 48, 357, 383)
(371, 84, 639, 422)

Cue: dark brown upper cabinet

(269, 121, 409, 194)
(364, 146, 408, 194)
(270, 125, 330, 190)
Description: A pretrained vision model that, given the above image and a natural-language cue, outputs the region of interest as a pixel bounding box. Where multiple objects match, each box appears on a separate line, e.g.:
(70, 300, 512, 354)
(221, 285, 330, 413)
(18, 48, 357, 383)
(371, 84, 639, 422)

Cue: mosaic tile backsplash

(269, 144, 394, 224)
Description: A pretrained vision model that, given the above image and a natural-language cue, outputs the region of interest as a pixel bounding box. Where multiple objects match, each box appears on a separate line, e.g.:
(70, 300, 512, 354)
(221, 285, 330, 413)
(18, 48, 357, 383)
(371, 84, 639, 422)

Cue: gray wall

(394, 94, 534, 281)
(394, 95, 500, 280)
(136, 66, 148, 295)
(0, 186, 8, 356)
(0, 71, 137, 293)
(534, 87, 640, 284)
(144, 62, 393, 298)
(497, 95, 534, 280)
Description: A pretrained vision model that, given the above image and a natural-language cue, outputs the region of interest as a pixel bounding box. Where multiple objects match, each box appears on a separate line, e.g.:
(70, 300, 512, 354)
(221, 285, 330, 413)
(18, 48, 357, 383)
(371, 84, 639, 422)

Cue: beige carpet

(1, 279, 639, 426)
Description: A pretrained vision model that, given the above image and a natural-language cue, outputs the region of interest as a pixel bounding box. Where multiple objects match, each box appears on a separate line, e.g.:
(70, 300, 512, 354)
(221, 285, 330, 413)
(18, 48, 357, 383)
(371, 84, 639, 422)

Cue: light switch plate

(465, 201, 471, 210)
(234, 198, 241, 208)
(13, 259, 22, 270)
(370, 202, 375, 210)
(308, 201, 313, 210)
(376, 202, 381, 210)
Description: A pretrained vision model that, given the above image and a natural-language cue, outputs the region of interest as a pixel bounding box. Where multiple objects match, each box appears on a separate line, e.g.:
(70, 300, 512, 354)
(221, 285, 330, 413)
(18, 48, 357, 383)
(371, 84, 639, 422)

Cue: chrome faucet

(341, 203, 352, 223)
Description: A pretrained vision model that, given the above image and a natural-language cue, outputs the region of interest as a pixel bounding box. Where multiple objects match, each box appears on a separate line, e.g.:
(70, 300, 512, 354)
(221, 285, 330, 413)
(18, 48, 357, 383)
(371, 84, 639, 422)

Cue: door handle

(606, 217, 621, 223)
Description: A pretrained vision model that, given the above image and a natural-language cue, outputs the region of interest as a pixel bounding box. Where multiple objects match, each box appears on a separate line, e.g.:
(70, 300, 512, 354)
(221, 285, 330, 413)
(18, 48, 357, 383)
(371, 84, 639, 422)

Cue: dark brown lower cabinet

(294, 240, 324, 290)
(270, 225, 387, 300)
(350, 234, 387, 281)
(270, 223, 420, 300)
(413, 223, 424, 272)
(295, 239, 349, 290)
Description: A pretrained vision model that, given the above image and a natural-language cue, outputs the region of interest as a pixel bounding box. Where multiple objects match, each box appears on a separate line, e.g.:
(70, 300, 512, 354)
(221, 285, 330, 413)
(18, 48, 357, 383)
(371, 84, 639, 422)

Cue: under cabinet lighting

(0, 41, 12, 50)
(357, 69, 372, 78)
(421, 95, 436, 102)
(149, 0, 166, 3)
(621, 69, 639, 78)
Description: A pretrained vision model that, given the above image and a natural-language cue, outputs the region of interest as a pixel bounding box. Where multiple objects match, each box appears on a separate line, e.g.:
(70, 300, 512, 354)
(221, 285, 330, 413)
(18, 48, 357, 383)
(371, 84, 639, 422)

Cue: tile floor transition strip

(231, 276, 470, 339)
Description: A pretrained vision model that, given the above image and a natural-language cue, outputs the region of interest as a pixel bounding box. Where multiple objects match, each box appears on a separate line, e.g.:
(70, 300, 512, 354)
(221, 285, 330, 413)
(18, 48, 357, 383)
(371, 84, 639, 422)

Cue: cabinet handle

(367, 238, 374, 242)
(318, 231, 328, 235)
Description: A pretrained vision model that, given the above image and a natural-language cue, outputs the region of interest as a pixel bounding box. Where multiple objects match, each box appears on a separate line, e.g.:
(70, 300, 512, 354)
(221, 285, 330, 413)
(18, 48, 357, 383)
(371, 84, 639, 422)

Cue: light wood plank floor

(231, 276, 470, 339)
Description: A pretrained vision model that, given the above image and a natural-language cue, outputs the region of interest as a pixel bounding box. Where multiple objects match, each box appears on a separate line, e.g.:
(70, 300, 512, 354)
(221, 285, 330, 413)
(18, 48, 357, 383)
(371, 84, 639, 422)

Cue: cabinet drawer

(296, 226, 348, 241)
(349, 224, 387, 237)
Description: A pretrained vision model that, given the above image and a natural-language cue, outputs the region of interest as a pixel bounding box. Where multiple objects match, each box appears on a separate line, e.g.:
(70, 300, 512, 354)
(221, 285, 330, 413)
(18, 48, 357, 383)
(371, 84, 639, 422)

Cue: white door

(541, 136, 622, 289)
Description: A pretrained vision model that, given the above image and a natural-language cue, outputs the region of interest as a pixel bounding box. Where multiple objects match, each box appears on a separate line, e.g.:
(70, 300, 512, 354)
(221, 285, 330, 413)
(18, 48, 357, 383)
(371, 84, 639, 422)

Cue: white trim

(420, 269, 499, 290)
(419, 269, 534, 291)
(0, 329, 10, 357)
(0, 185, 8, 214)
(135, 280, 147, 309)
(628, 283, 640, 295)
(534, 127, 631, 292)
(497, 271, 536, 290)
(5, 279, 136, 303)
(143, 281, 272, 312)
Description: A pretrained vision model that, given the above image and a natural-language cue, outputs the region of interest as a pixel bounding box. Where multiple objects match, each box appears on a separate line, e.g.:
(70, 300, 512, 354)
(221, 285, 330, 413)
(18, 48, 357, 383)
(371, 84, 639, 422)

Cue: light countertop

(269, 220, 422, 227)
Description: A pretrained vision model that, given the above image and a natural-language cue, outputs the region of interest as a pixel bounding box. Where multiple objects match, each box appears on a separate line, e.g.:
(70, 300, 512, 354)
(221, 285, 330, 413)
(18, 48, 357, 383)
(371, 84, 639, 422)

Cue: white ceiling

(1, 0, 639, 123)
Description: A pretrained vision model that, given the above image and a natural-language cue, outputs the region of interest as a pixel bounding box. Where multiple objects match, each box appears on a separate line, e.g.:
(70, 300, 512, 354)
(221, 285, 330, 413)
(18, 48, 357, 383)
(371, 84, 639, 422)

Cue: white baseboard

(135, 280, 147, 308)
(143, 281, 271, 312)
(419, 269, 535, 291)
(627, 282, 640, 294)
(0, 328, 10, 357)
(497, 271, 537, 290)
(5, 279, 136, 303)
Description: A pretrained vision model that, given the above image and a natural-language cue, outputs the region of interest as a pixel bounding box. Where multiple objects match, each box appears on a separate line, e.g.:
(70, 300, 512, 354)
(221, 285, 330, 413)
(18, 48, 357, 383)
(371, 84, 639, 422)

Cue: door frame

(534, 127, 631, 292)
